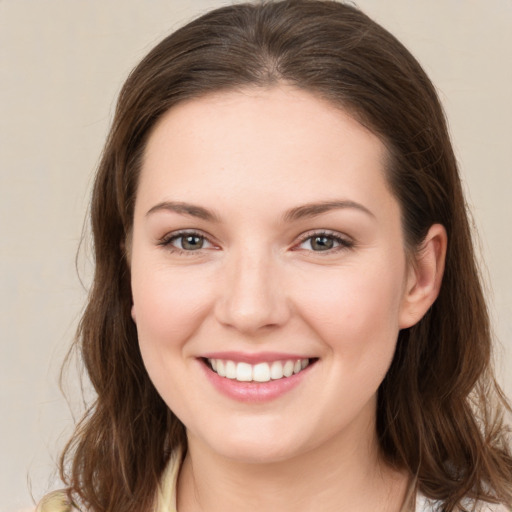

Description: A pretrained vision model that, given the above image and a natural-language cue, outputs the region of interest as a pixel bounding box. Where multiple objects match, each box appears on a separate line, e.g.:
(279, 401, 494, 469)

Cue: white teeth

(217, 360, 226, 377)
(253, 362, 271, 382)
(225, 360, 236, 379)
(283, 360, 294, 377)
(207, 358, 311, 382)
(236, 362, 253, 382)
(270, 361, 284, 380)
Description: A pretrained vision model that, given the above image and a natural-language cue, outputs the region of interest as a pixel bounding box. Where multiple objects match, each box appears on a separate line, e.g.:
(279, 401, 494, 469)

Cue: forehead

(138, 85, 396, 219)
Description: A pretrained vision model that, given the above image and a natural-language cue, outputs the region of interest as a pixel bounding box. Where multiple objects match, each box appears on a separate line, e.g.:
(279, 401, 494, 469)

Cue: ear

(399, 224, 447, 329)
(131, 304, 137, 324)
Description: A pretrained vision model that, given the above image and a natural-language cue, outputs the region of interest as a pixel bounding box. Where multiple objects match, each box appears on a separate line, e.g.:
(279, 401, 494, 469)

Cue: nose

(214, 247, 291, 335)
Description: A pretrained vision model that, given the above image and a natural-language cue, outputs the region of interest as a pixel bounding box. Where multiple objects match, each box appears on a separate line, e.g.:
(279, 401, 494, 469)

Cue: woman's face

(130, 86, 419, 463)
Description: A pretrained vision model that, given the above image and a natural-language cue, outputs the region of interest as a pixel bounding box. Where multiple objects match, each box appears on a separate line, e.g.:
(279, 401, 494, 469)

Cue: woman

(36, 1, 512, 511)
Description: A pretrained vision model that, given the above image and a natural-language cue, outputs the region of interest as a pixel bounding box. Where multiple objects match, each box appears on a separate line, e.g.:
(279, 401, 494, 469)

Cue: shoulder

(35, 491, 79, 512)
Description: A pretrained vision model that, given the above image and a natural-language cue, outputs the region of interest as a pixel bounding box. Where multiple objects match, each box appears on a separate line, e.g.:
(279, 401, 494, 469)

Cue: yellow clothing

(35, 490, 76, 512)
(154, 449, 180, 512)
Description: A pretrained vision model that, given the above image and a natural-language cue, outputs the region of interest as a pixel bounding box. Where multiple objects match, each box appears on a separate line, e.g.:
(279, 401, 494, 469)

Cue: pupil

(312, 236, 333, 251)
(183, 235, 203, 250)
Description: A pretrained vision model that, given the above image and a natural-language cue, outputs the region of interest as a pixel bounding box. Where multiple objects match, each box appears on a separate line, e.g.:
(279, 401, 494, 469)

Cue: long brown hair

(59, 1, 512, 511)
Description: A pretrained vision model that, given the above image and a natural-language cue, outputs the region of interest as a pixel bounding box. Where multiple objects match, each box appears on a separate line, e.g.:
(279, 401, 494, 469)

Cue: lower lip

(199, 360, 315, 403)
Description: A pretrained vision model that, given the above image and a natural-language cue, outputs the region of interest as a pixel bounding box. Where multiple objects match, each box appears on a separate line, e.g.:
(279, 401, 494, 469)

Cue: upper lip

(201, 351, 315, 364)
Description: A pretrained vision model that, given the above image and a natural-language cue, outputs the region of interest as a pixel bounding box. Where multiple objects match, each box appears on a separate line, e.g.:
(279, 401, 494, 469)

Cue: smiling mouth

(204, 358, 316, 383)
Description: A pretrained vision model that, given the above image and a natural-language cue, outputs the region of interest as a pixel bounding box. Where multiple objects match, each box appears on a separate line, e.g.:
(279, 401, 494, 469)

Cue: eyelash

(158, 229, 354, 255)
(158, 230, 214, 256)
(295, 230, 354, 253)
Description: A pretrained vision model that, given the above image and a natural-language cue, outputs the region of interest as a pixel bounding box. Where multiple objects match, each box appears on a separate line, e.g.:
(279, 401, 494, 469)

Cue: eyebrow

(146, 201, 220, 222)
(283, 200, 375, 222)
(146, 199, 374, 223)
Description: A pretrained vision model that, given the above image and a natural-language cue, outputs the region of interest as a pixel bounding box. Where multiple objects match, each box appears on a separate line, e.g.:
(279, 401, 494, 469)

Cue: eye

(297, 231, 353, 252)
(159, 231, 214, 253)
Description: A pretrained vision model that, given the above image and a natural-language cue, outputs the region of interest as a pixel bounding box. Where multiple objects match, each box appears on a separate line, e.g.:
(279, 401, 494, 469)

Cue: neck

(176, 419, 410, 512)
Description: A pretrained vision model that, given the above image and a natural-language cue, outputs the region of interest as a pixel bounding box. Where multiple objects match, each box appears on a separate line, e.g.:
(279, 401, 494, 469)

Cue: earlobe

(399, 224, 447, 329)
(131, 304, 137, 323)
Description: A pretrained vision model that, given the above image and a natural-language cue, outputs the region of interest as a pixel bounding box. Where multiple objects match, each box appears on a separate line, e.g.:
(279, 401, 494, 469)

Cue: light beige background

(1, 1, 511, 510)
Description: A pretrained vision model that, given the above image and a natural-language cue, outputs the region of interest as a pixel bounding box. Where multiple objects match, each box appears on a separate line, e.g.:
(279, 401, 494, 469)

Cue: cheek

(293, 263, 405, 356)
(131, 263, 218, 417)
(131, 262, 216, 353)
(292, 265, 405, 417)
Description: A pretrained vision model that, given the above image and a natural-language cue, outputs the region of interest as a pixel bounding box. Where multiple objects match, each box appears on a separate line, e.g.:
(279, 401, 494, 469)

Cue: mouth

(203, 357, 317, 383)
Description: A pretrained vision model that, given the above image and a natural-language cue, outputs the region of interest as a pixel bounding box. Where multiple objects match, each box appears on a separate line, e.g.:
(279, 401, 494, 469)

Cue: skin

(130, 85, 446, 512)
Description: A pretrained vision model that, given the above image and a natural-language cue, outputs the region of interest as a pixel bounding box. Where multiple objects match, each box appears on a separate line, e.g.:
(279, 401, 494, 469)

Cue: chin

(189, 420, 318, 465)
